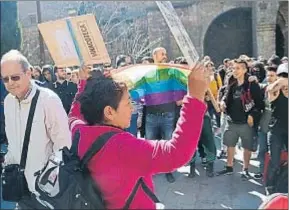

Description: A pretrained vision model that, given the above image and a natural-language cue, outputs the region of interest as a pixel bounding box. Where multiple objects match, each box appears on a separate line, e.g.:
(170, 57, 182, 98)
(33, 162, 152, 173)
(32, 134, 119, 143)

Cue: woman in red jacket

(68, 63, 210, 209)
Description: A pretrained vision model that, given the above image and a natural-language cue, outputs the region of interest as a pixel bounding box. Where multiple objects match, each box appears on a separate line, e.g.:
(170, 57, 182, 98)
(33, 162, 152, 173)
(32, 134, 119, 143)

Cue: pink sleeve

(118, 96, 207, 175)
(68, 80, 87, 135)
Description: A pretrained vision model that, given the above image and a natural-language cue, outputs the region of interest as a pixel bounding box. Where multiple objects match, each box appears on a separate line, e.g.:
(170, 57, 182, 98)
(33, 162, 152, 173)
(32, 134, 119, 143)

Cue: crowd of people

(0, 46, 288, 209)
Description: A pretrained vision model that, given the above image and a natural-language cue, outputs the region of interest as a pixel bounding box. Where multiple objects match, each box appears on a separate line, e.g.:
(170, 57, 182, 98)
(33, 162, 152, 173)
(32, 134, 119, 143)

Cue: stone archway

(203, 7, 253, 65)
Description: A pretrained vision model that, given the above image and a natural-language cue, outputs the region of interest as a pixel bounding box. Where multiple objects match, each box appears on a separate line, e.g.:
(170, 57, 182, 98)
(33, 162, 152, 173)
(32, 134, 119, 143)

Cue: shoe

(241, 169, 251, 180)
(206, 162, 214, 177)
(216, 166, 233, 176)
(253, 173, 263, 180)
(165, 173, 175, 183)
(188, 162, 196, 178)
(217, 150, 227, 159)
(265, 186, 275, 196)
(201, 157, 207, 166)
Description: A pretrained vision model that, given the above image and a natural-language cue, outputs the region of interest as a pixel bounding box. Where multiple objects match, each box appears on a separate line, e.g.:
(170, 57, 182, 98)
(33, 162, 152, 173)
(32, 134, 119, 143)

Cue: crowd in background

(0, 48, 288, 209)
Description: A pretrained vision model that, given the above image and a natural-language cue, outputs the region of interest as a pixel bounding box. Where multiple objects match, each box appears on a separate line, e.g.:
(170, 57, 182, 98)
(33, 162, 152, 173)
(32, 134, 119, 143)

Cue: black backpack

(34, 130, 118, 209)
(34, 130, 160, 209)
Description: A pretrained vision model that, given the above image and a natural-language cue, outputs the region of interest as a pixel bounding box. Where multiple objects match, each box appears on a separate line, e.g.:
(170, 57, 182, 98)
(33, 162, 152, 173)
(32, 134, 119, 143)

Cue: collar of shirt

(17, 81, 38, 104)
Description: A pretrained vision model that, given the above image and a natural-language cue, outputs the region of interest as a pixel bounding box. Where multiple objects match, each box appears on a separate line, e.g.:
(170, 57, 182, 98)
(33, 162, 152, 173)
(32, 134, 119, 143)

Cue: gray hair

(1, 50, 31, 72)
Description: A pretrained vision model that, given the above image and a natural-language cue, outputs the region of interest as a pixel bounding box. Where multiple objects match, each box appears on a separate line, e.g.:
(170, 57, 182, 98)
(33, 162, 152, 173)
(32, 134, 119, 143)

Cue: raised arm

(117, 62, 210, 175)
(118, 96, 206, 175)
(68, 80, 87, 134)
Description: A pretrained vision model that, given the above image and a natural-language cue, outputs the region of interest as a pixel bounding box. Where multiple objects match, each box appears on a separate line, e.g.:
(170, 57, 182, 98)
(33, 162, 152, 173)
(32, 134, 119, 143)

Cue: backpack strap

(70, 129, 81, 156)
(20, 89, 40, 169)
(123, 177, 160, 209)
(80, 131, 119, 168)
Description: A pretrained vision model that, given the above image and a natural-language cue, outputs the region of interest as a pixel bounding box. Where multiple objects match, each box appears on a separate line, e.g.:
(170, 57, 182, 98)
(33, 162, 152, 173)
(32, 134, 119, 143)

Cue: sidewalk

(153, 149, 266, 209)
(1, 149, 266, 209)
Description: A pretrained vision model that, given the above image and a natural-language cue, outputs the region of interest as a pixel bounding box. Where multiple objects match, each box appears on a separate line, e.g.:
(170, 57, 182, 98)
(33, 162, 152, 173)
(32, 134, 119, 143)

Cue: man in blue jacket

(0, 79, 8, 155)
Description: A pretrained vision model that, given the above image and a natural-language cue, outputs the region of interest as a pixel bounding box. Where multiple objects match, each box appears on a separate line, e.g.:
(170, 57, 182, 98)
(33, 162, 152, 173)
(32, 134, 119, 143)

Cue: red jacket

(69, 80, 206, 209)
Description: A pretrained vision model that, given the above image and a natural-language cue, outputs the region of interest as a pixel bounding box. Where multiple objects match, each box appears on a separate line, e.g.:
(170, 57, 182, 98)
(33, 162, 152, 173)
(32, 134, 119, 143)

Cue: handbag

(1, 89, 40, 202)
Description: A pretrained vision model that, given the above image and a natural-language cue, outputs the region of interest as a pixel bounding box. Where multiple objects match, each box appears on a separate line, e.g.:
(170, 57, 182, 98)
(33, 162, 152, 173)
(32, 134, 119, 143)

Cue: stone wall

(17, 1, 288, 65)
(147, 0, 288, 60)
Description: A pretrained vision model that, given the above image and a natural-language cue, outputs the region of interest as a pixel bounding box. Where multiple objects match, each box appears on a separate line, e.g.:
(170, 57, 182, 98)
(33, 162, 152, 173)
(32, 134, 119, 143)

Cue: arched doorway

(276, 2, 288, 57)
(275, 24, 285, 57)
(204, 8, 253, 65)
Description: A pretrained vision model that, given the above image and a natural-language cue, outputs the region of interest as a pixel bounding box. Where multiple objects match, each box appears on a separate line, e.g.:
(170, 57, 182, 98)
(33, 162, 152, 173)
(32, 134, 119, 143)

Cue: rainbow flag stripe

(111, 64, 190, 105)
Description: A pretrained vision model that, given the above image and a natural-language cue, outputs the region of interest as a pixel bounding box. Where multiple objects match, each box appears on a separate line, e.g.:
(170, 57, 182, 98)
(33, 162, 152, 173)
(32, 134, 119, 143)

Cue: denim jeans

(191, 115, 216, 163)
(257, 131, 268, 174)
(219, 113, 228, 151)
(125, 113, 138, 137)
(145, 112, 175, 140)
(266, 127, 288, 187)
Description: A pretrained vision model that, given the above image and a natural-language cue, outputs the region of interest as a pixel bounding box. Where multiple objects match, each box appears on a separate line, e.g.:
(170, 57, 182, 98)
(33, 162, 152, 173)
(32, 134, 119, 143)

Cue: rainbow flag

(111, 64, 190, 106)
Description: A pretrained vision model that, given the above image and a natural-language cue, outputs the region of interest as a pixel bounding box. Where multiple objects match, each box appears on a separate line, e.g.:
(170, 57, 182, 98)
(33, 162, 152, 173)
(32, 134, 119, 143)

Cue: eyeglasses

(2, 74, 22, 83)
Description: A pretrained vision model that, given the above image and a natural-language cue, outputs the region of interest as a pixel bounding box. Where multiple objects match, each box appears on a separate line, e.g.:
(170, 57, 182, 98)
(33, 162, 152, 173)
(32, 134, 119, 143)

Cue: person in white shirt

(1, 50, 71, 208)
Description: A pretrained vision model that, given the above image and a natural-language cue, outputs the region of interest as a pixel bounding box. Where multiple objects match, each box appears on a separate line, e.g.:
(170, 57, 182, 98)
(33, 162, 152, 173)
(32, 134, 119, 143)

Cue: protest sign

(156, 1, 220, 112)
(38, 14, 111, 67)
(156, 1, 199, 65)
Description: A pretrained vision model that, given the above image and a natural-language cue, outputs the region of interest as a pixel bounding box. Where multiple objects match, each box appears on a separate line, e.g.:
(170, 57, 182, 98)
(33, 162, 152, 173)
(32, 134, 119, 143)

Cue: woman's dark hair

(78, 71, 127, 125)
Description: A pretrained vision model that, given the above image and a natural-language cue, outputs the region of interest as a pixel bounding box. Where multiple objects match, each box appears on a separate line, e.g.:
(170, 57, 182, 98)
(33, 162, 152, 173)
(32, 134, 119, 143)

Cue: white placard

(54, 29, 79, 59)
(156, 1, 200, 66)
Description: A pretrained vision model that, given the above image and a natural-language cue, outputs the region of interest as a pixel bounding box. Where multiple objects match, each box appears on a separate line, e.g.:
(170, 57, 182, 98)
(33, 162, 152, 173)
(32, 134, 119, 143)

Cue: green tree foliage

(1, 1, 22, 57)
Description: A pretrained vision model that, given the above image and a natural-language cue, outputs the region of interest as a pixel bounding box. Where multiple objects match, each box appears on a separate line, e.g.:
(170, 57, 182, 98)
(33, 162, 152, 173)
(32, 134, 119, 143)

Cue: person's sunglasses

(2, 75, 21, 83)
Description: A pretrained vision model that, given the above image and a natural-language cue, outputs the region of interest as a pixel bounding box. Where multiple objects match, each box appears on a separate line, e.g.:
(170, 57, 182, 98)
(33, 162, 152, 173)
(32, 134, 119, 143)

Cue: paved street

(154, 149, 266, 209)
(1, 149, 266, 209)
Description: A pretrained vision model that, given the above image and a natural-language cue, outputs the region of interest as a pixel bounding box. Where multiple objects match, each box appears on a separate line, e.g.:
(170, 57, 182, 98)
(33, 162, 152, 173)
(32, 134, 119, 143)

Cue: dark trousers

(191, 115, 217, 163)
(207, 101, 221, 127)
(266, 127, 288, 187)
(140, 106, 146, 138)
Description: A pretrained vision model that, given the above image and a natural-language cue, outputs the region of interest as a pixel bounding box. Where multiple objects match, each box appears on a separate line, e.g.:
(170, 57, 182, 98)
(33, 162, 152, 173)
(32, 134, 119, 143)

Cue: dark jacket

(0, 80, 7, 144)
(222, 75, 265, 128)
(49, 80, 77, 114)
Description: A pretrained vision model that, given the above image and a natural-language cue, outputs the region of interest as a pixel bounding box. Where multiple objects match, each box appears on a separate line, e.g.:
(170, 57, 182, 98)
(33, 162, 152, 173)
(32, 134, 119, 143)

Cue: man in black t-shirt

(217, 59, 264, 178)
(265, 63, 288, 195)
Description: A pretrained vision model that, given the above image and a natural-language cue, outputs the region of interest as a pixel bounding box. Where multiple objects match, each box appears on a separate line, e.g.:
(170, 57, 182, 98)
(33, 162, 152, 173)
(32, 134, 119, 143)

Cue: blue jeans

(126, 113, 138, 137)
(257, 131, 268, 174)
(145, 112, 175, 140)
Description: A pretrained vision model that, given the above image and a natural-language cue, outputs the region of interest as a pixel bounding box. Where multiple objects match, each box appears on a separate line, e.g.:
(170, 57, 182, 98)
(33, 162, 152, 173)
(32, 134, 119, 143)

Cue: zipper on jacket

(18, 101, 22, 160)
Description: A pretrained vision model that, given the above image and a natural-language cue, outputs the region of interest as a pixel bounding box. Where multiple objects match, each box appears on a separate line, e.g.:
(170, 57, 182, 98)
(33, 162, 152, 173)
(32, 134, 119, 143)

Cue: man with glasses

(0, 50, 71, 208)
(50, 66, 77, 114)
